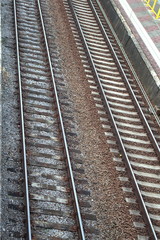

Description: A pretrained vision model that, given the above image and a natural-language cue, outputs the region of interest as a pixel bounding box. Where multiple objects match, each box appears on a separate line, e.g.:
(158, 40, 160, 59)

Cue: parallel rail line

(13, 0, 85, 239)
(65, 0, 160, 239)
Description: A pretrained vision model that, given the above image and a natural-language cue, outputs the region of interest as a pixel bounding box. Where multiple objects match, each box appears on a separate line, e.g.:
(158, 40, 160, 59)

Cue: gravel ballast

(1, 0, 150, 238)
(44, 0, 143, 238)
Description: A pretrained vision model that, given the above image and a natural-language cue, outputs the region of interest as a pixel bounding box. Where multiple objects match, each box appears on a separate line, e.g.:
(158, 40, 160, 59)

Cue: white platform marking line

(119, 0, 160, 69)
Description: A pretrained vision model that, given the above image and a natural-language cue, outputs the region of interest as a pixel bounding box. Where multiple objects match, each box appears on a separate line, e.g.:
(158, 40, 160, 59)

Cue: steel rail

(67, 0, 157, 239)
(13, 0, 32, 239)
(89, 0, 160, 157)
(36, 0, 86, 239)
(95, 0, 160, 129)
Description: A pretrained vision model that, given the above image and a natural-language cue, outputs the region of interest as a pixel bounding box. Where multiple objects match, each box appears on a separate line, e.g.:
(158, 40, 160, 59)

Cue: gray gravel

(1, 0, 25, 239)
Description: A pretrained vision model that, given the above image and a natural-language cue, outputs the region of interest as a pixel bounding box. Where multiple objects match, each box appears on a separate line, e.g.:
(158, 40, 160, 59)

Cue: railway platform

(99, 0, 160, 108)
(117, 0, 160, 67)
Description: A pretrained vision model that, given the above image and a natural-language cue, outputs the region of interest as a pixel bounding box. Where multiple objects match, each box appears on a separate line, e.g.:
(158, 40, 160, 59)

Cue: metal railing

(144, 0, 160, 19)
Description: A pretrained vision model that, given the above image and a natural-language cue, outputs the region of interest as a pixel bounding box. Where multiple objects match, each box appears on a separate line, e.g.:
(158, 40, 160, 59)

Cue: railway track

(63, 0, 160, 239)
(13, 0, 99, 239)
(11, 0, 160, 238)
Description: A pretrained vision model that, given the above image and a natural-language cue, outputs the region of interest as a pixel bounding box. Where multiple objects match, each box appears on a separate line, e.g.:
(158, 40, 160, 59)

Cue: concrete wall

(99, 0, 160, 107)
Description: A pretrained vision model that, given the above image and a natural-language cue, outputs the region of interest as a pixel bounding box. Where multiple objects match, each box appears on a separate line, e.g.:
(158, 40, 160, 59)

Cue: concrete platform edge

(99, 0, 160, 107)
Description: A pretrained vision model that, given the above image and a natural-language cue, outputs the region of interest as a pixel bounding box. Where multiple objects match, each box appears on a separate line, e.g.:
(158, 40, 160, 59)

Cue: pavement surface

(113, 0, 160, 77)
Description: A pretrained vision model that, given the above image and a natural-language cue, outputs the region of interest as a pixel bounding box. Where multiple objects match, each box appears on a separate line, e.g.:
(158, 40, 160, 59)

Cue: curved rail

(67, 0, 158, 239)
(14, 0, 86, 238)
